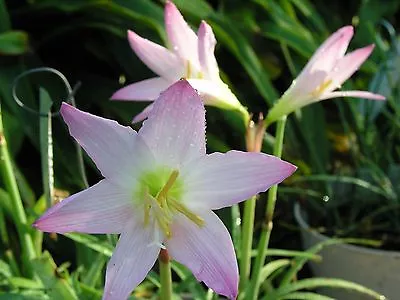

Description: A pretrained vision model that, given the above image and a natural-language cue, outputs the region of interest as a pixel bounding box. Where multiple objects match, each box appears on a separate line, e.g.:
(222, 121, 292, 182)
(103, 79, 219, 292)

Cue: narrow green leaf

(273, 278, 384, 299)
(251, 248, 321, 261)
(209, 14, 279, 105)
(258, 22, 315, 58)
(260, 259, 291, 283)
(0, 259, 11, 278)
(78, 283, 103, 299)
(277, 291, 335, 300)
(291, 174, 392, 199)
(0, 0, 11, 32)
(5, 250, 20, 277)
(8, 277, 44, 290)
(171, 261, 206, 298)
(280, 238, 381, 287)
(0, 31, 29, 55)
(32, 251, 78, 299)
(289, 0, 327, 33)
(146, 270, 161, 288)
(82, 253, 107, 287)
(172, 0, 213, 19)
(231, 203, 241, 255)
(0, 292, 48, 300)
(13, 165, 36, 207)
(64, 233, 113, 257)
(39, 87, 54, 210)
(254, 0, 317, 57)
(0, 198, 9, 244)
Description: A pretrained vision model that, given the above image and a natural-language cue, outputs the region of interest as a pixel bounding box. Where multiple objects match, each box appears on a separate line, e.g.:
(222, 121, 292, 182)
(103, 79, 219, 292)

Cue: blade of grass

(5, 250, 21, 277)
(280, 237, 381, 287)
(209, 14, 279, 105)
(82, 252, 107, 287)
(259, 259, 291, 285)
(64, 233, 113, 257)
(0, 104, 36, 277)
(39, 88, 54, 210)
(272, 291, 334, 300)
(272, 278, 385, 299)
(32, 251, 78, 299)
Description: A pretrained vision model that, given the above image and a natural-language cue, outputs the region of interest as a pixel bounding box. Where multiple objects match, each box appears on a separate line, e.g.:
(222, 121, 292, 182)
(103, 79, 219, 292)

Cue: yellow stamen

(140, 169, 204, 240)
(169, 199, 205, 227)
(156, 170, 179, 203)
(185, 60, 192, 78)
(312, 79, 333, 97)
(144, 204, 151, 226)
(154, 211, 172, 238)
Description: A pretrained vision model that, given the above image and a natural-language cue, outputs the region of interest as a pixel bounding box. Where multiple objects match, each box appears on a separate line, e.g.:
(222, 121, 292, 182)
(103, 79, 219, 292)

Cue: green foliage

(0, 31, 29, 55)
(0, 0, 397, 299)
(298, 31, 400, 249)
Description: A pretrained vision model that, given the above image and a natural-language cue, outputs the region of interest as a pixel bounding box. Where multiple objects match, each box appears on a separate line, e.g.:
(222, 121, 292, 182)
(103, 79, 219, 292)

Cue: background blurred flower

(34, 81, 296, 300)
(111, 1, 248, 123)
(266, 25, 385, 125)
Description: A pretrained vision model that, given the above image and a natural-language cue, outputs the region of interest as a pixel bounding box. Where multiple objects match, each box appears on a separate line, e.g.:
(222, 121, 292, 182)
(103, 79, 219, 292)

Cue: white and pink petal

(302, 26, 353, 76)
(132, 103, 155, 123)
(127, 30, 184, 80)
(187, 79, 243, 111)
(33, 180, 133, 234)
(103, 218, 161, 300)
(166, 211, 238, 299)
(182, 150, 296, 210)
(198, 21, 219, 81)
(164, 1, 200, 69)
(138, 80, 206, 167)
(111, 77, 172, 101)
(60, 103, 155, 188)
(327, 45, 375, 90)
(319, 90, 385, 101)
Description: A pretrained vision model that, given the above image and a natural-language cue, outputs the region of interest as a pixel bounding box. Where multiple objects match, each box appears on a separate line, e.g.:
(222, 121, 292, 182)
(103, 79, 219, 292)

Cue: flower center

(311, 79, 333, 97)
(184, 60, 203, 79)
(137, 168, 204, 239)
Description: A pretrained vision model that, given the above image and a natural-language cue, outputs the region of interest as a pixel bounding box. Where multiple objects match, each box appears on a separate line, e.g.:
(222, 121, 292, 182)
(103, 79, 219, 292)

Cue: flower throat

(140, 169, 204, 239)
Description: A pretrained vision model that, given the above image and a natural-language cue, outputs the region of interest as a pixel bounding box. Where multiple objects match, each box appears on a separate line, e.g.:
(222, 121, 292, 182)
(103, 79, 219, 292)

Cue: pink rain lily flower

(33, 81, 296, 300)
(111, 1, 247, 123)
(266, 25, 385, 125)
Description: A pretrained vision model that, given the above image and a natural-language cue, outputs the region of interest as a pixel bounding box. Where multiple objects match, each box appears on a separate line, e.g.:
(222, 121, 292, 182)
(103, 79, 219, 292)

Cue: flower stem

(240, 115, 266, 292)
(249, 116, 287, 300)
(239, 195, 256, 291)
(159, 249, 172, 300)
(0, 105, 36, 277)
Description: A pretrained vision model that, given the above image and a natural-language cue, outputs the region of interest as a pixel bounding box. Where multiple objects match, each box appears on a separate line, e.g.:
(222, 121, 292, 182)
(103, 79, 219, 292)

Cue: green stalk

(239, 195, 256, 291)
(249, 116, 287, 299)
(5, 249, 21, 276)
(159, 249, 172, 300)
(0, 105, 36, 277)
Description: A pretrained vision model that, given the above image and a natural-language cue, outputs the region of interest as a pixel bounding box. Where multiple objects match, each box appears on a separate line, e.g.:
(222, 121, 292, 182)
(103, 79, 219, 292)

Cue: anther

(156, 170, 179, 203)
